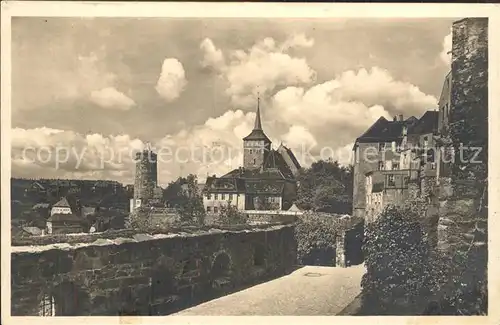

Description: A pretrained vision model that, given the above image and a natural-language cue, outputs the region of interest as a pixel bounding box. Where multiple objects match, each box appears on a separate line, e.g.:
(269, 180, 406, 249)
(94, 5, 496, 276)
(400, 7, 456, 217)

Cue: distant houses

(202, 97, 301, 213)
(11, 177, 133, 237)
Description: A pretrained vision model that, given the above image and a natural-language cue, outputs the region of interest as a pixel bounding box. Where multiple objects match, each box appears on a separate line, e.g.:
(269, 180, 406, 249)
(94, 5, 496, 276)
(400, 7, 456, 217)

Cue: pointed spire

(254, 93, 263, 130)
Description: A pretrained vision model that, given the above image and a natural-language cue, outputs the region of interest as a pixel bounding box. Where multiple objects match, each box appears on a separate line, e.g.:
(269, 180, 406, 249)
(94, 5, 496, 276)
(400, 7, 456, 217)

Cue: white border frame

(2, 2, 500, 325)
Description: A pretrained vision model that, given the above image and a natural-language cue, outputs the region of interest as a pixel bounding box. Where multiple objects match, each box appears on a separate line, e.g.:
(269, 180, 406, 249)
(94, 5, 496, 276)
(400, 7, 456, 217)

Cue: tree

(175, 174, 206, 225)
(163, 177, 187, 208)
(294, 215, 337, 266)
(254, 195, 280, 211)
(215, 201, 248, 225)
(361, 203, 436, 315)
(296, 159, 353, 213)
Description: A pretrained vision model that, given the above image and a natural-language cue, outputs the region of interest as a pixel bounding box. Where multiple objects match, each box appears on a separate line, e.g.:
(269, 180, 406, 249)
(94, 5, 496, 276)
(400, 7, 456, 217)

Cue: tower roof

(243, 96, 271, 142)
(254, 97, 263, 130)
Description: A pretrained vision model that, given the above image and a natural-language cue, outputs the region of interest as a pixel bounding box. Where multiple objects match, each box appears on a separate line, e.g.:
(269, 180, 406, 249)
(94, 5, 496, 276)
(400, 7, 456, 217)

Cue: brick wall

(11, 225, 296, 316)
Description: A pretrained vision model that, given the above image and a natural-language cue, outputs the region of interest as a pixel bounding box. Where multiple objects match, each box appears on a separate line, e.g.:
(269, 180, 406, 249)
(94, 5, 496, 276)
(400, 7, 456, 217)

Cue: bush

(361, 204, 435, 315)
(294, 214, 337, 266)
(360, 197, 487, 315)
(176, 197, 206, 226)
(214, 202, 248, 226)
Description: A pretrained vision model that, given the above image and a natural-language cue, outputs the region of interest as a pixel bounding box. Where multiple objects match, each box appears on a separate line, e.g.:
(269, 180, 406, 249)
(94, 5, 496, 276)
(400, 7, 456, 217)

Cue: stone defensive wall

(11, 223, 296, 316)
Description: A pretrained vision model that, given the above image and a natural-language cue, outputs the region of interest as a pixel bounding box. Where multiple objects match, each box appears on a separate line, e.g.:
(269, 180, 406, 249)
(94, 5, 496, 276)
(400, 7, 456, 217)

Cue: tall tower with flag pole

(242, 93, 271, 169)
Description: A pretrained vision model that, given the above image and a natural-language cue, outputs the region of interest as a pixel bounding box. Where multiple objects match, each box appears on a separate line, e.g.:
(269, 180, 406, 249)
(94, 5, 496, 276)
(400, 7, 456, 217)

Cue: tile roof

(288, 203, 302, 212)
(357, 118, 409, 142)
(53, 197, 71, 208)
(244, 180, 285, 195)
(243, 129, 271, 142)
(408, 111, 439, 135)
(221, 167, 286, 180)
(278, 144, 302, 171)
(48, 213, 85, 223)
(22, 227, 43, 236)
(243, 98, 271, 142)
(263, 150, 294, 179)
(205, 176, 246, 193)
(356, 111, 437, 144)
(32, 203, 50, 209)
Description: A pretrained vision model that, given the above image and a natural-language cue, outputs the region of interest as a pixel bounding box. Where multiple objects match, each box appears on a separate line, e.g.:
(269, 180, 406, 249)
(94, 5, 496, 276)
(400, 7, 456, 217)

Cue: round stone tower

(133, 148, 158, 206)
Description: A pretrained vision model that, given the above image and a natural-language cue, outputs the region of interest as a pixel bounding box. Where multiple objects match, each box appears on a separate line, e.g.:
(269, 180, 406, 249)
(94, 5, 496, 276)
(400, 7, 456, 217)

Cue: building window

(221, 193, 226, 200)
(392, 162, 400, 170)
(207, 206, 211, 213)
(387, 175, 395, 187)
(426, 149, 435, 163)
(229, 193, 233, 201)
(253, 158, 256, 164)
(214, 194, 218, 200)
(206, 193, 211, 200)
(39, 294, 55, 316)
(214, 206, 218, 213)
(378, 142, 386, 151)
(403, 176, 409, 186)
(423, 136, 429, 148)
(378, 161, 384, 171)
(249, 149, 253, 154)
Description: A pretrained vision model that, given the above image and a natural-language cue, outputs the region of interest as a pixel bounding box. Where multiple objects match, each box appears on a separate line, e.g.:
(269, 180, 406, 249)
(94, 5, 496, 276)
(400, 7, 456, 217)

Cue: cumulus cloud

(440, 28, 452, 65)
(328, 67, 437, 115)
(155, 109, 254, 180)
(90, 87, 136, 110)
(11, 127, 144, 183)
(281, 33, 315, 51)
(13, 65, 437, 183)
(200, 34, 317, 108)
(200, 38, 225, 71)
(268, 67, 437, 163)
(282, 125, 318, 150)
(156, 58, 187, 102)
(225, 37, 316, 107)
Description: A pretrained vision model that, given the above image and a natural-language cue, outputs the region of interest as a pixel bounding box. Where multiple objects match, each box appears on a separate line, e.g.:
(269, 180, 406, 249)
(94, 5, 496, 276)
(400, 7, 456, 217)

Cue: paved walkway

(172, 264, 366, 316)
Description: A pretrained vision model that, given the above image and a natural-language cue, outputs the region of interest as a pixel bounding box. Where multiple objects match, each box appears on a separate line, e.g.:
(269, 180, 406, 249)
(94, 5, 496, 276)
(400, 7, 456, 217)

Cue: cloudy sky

(11, 17, 455, 186)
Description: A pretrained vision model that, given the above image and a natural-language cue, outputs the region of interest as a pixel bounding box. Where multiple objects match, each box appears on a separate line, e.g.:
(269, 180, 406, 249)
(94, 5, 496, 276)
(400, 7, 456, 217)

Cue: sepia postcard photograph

(1, 2, 499, 325)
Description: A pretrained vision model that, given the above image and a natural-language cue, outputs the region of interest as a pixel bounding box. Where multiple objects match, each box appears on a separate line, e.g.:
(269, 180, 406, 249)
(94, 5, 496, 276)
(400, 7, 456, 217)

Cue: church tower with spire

(243, 96, 271, 169)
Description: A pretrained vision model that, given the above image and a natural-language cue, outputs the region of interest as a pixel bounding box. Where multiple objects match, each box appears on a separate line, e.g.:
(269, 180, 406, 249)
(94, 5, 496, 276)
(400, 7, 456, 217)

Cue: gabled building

(45, 195, 106, 234)
(353, 110, 441, 223)
(50, 196, 81, 217)
(203, 97, 301, 212)
(46, 196, 87, 234)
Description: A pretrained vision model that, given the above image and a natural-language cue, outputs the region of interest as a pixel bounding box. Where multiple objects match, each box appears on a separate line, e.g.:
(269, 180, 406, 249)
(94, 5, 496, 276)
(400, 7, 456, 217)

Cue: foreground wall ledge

(11, 224, 292, 254)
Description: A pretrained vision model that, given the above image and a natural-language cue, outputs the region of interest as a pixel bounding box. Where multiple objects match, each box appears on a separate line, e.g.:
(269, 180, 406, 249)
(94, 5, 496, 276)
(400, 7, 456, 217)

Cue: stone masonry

(431, 18, 488, 312)
(133, 150, 158, 203)
(11, 224, 296, 316)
